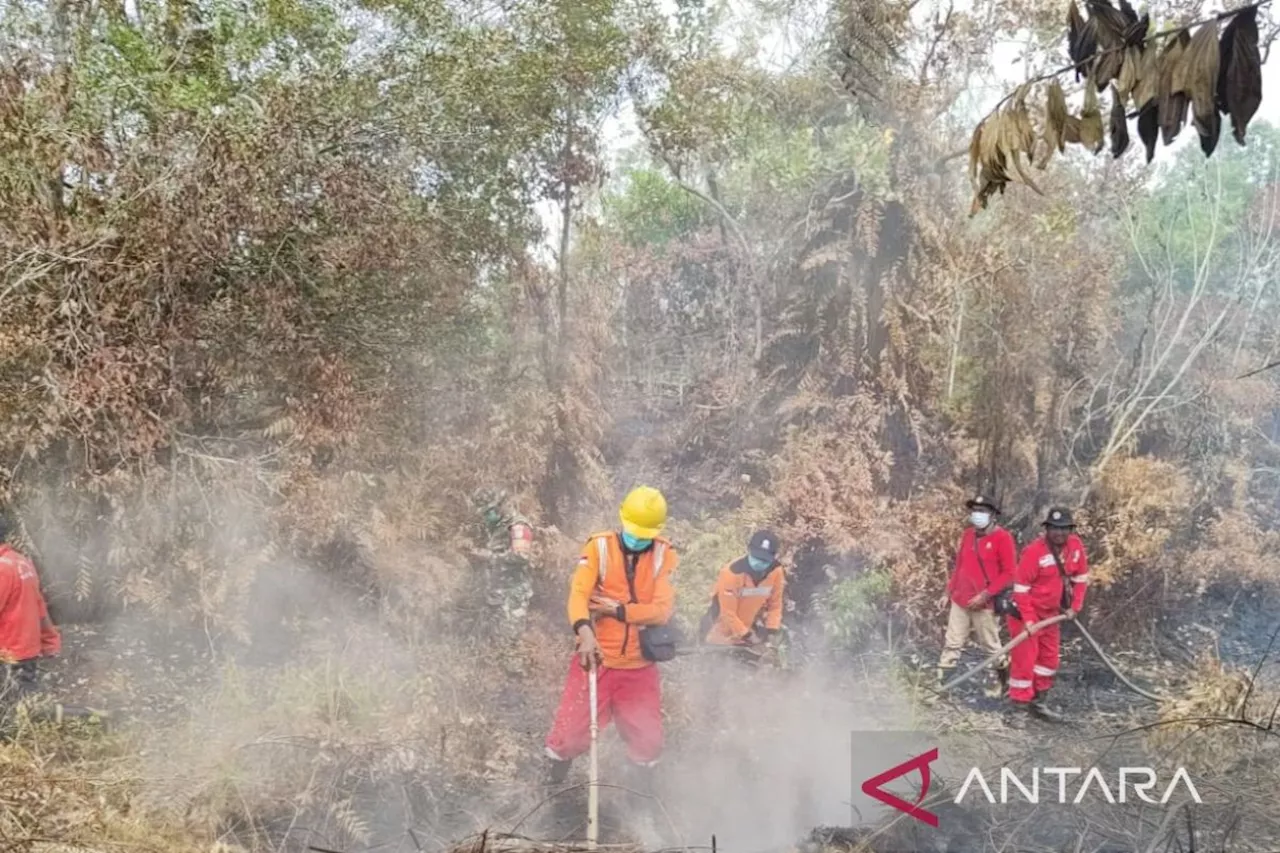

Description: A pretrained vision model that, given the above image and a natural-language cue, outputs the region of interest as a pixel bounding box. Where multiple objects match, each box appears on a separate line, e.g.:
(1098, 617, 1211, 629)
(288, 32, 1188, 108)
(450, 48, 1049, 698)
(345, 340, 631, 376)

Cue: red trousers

(545, 657, 663, 765)
(1006, 611, 1060, 703)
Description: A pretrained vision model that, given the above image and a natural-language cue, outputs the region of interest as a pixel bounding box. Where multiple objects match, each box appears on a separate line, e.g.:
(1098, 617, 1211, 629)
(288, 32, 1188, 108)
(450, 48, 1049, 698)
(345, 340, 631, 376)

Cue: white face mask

(970, 511, 992, 529)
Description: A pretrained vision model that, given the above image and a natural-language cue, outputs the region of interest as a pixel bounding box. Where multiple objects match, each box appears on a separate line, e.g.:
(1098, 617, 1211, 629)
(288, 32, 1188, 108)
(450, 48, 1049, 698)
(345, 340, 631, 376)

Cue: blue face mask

(748, 555, 773, 573)
(622, 532, 653, 551)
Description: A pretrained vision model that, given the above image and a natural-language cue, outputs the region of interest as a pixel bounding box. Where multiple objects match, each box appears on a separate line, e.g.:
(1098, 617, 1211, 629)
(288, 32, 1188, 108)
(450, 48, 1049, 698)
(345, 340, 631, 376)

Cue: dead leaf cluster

(970, 0, 1264, 213)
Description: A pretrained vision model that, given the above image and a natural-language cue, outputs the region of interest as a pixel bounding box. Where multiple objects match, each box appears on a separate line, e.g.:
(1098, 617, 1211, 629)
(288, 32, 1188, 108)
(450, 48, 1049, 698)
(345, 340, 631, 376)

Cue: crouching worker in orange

(0, 516, 61, 705)
(543, 486, 679, 792)
(1005, 507, 1089, 726)
(701, 530, 785, 652)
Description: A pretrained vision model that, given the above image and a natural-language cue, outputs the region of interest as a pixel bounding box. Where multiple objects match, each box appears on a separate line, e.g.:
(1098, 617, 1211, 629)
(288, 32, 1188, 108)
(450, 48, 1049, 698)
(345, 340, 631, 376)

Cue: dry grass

(1147, 652, 1280, 775)
(0, 723, 210, 853)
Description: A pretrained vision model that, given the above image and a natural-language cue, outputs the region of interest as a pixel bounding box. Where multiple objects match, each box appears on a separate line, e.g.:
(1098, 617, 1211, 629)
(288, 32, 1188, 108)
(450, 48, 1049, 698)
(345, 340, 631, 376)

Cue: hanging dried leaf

(1068, 0, 1098, 82)
(1007, 87, 1044, 193)
(1120, 1, 1150, 47)
(967, 4, 1269, 213)
(1110, 85, 1131, 157)
(968, 87, 1046, 213)
(1137, 101, 1159, 162)
(1183, 22, 1221, 155)
(1217, 4, 1262, 145)
(1041, 80, 1070, 165)
(1157, 30, 1191, 145)
(1078, 78, 1106, 153)
(1064, 115, 1083, 144)
(1132, 42, 1161, 108)
(1086, 0, 1131, 88)
(968, 120, 1006, 214)
(1114, 45, 1144, 103)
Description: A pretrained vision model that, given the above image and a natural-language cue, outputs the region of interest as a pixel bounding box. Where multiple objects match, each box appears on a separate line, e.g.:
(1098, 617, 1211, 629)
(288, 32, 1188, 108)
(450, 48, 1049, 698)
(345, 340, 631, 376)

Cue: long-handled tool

(587, 658, 599, 850)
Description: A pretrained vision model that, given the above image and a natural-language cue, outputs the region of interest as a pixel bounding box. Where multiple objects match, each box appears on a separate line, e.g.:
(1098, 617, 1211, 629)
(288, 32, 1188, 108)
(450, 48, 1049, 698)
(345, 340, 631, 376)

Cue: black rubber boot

(1029, 689, 1066, 723)
(546, 757, 571, 785)
(1002, 701, 1031, 729)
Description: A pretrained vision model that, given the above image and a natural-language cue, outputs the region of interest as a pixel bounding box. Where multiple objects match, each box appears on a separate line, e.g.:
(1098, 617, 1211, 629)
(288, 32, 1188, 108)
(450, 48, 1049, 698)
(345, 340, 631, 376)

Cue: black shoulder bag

(619, 535, 679, 663)
(1049, 547, 1075, 612)
(973, 533, 1019, 619)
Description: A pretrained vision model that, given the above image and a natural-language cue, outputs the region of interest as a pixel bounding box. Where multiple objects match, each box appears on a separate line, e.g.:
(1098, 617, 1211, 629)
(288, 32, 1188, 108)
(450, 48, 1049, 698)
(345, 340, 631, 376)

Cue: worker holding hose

(543, 486, 678, 796)
(1005, 507, 1089, 725)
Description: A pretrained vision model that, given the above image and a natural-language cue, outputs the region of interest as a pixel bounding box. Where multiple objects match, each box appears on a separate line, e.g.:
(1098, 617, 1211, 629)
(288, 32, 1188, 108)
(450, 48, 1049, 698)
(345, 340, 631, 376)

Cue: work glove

(966, 591, 991, 610)
(575, 626, 603, 670)
(1062, 607, 1078, 620)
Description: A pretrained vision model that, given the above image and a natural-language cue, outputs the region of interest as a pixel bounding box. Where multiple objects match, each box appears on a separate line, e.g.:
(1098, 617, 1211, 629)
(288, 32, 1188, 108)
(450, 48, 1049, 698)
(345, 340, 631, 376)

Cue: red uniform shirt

(946, 526, 1017, 608)
(1012, 534, 1089, 618)
(0, 545, 60, 663)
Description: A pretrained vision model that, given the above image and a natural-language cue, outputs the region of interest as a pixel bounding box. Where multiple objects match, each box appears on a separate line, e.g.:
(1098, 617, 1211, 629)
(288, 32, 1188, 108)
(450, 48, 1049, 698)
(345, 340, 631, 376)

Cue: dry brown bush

(1086, 456, 1194, 589)
(1184, 508, 1280, 590)
(1147, 653, 1280, 776)
(0, 727, 207, 853)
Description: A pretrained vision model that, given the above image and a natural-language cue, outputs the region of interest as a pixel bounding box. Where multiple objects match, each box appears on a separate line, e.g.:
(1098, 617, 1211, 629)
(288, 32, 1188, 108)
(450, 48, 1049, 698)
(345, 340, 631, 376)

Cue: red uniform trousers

(545, 657, 663, 766)
(1005, 608, 1060, 703)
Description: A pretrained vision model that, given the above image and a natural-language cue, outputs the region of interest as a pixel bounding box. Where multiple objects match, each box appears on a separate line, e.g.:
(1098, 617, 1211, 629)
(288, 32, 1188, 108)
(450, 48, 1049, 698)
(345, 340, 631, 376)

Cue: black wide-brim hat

(1042, 507, 1076, 529)
(964, 494, 1001, 514)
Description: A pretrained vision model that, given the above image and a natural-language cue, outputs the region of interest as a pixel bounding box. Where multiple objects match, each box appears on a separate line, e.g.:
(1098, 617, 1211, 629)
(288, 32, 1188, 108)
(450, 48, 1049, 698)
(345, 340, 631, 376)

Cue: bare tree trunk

(541, 122, 577, 528)
(556, 130, 573, 369)
(947, 288, 964, 401)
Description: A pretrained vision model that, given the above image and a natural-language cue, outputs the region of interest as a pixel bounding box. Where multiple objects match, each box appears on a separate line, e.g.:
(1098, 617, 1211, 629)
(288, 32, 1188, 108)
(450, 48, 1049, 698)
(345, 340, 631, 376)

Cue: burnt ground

(14, 577, 1280, 853)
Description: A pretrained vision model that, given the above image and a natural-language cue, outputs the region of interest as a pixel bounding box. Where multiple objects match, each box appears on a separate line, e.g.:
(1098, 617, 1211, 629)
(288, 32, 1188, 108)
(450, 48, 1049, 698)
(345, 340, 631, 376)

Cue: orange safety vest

(567, 531, 678, 669)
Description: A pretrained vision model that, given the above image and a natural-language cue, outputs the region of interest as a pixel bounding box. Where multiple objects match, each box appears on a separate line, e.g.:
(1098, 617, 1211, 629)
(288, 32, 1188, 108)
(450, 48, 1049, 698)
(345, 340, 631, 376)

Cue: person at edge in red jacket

(0, 516, 61, 703)
(937, 494, 1016, 698)
(1005, 506, 1088, 725)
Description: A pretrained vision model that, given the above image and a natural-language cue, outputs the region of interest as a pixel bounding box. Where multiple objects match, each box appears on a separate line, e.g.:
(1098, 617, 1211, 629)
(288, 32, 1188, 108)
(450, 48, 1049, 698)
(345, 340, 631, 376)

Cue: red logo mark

(861, 748, 940, 827)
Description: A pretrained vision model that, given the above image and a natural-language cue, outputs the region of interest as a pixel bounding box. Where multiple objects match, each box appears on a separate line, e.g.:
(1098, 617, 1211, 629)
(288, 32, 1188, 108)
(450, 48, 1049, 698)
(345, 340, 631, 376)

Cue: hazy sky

(534, 0, 1280, 253)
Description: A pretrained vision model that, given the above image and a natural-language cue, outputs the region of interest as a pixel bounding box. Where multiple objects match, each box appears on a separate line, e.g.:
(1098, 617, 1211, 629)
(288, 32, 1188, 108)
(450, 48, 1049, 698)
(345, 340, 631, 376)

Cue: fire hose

(936, 613, 1164, 702)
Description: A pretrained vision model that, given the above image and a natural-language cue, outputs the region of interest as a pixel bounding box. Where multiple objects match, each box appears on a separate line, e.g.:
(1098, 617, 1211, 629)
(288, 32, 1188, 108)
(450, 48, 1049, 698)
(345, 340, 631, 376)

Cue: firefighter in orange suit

(1006, 507, 1089, 724)
(543, 486, 678, 789)
(701, 530, 785, 648)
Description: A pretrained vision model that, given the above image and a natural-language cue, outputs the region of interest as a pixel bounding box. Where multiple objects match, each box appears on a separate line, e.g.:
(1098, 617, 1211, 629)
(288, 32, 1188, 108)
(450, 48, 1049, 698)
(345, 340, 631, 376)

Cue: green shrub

(813, 569, 891, 652)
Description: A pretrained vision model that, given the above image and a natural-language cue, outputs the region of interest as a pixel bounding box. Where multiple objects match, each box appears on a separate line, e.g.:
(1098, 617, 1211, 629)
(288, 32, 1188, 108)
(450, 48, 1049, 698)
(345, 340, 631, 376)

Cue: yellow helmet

(619, 486, 667, 539)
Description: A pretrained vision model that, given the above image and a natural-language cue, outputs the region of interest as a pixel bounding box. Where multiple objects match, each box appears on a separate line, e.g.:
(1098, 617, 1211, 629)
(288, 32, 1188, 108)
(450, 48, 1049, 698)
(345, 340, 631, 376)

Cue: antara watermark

(953, 767, 1203, 805)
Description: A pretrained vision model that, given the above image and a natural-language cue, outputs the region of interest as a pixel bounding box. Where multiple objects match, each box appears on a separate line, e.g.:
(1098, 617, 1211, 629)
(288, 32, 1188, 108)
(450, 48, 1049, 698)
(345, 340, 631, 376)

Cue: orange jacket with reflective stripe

(703, 558, 785, 645)
(568, 531, 678, 670)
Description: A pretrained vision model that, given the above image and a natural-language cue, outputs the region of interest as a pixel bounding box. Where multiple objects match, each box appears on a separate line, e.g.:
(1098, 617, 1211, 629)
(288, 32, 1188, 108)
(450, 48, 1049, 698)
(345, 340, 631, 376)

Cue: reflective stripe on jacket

(567, 531, 677, 669)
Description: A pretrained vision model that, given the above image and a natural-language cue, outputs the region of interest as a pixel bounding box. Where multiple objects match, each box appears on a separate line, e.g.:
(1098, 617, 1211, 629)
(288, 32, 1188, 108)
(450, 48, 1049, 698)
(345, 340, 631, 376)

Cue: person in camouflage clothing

(471, 489, 534, 670)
